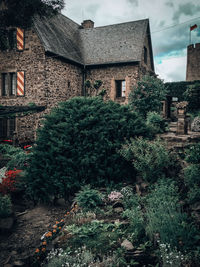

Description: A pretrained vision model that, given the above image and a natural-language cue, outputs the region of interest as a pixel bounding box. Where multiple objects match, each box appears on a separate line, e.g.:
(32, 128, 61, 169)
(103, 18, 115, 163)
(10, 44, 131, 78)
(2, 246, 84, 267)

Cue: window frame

(115, 80, 126, 98)
(0, 117, 16, 140)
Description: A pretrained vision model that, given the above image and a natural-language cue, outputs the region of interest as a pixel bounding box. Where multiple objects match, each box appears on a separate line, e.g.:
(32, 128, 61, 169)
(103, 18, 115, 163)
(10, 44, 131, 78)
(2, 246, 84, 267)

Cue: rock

(113, 207, 124, 213)
(0, 217, 14, 231)
(4, 264, 13, 267)
(191, 117, 200, 132)
(121, 239, 134, 251)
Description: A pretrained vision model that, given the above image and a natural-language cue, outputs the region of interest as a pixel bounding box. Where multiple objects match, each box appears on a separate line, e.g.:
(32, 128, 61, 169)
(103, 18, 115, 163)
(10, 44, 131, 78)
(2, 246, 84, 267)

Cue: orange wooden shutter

(16, 28, 24, 50)
(17, 71, 25, 96)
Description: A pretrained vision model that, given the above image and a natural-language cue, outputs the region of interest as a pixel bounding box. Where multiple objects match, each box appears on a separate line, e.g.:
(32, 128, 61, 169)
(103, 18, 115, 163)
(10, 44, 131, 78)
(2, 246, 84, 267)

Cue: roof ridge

(83, 18, 149, 30)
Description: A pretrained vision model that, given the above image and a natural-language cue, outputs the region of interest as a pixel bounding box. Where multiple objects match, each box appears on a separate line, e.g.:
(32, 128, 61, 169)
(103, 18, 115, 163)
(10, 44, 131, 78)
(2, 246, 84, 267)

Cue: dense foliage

(165, 80, 200, 102)
(145, 179, 199, 251)
(146, 111, 168, 134)
(26, 97, 148, 202)
(183, 83, 200, 111)
(119, 138, 172, 183)
(0, 0, 64, 28)
(129, 75, 167, 118)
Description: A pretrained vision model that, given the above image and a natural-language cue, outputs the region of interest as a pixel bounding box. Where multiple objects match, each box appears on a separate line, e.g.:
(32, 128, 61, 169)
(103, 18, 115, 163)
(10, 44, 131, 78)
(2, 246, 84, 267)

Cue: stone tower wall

(186, 43, 200, 81)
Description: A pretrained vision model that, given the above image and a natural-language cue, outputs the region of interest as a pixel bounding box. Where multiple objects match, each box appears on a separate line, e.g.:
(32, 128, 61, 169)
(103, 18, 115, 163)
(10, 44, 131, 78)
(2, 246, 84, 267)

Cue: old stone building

(186, 43, 200, 81)
(0, 14, 155, 144)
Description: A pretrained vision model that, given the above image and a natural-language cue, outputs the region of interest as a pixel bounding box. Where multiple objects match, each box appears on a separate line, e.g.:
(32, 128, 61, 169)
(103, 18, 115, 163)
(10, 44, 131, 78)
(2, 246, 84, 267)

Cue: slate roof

(34, 14, 149, 66)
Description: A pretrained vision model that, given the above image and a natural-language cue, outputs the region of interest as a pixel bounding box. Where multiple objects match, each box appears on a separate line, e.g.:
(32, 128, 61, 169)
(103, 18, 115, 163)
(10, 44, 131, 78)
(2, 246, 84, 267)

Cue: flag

(190, 24, 197, 31)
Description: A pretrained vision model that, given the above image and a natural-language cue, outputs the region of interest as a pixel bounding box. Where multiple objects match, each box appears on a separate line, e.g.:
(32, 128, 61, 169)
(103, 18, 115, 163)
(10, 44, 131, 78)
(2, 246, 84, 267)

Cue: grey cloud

(173, 3, 200, 22)
(165, 1, 174, 8)
(128, 0, 138, 6)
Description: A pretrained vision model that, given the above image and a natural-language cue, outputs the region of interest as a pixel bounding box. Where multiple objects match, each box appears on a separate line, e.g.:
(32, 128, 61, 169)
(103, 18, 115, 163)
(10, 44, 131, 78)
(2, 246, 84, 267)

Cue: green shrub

(185, 143, 200, 164)
(183, 83, 200, 111)
(26, 97, 148, 202)
(129, 75, 167, 118)
(0, 144, 30, 169)
(146, 112, 168, 134)
(145, 179, 199, 251)
(75, 185, 103, 212)
(66, 220, 123, 254)
(119, 138, 171, 183)
(184, 164, 200, 187)
(122, 203, 145, 245)
(0, 194, 12, 218)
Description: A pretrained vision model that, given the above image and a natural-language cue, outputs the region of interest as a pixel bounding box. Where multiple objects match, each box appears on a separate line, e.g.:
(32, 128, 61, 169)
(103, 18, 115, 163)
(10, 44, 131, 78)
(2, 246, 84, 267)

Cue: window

(116, 80, 126, 98)
(144, 46, 148, 64)
(8, 29, 17, 50)
(0, 118, 16, 139)
(1, 72, 17, 96)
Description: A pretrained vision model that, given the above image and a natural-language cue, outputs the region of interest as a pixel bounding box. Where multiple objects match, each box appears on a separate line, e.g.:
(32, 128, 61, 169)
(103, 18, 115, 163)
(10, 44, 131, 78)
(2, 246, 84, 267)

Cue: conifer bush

(26, 97, 148, 202)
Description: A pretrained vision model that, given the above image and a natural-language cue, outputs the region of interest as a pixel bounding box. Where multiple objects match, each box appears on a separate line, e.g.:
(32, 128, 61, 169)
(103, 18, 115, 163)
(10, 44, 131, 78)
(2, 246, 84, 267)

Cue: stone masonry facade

(0, 29, 83, 143)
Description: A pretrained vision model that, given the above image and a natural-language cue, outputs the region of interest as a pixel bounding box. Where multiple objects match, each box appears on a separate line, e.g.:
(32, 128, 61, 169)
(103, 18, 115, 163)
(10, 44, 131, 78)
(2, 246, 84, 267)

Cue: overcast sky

(62, 0, 200, 82)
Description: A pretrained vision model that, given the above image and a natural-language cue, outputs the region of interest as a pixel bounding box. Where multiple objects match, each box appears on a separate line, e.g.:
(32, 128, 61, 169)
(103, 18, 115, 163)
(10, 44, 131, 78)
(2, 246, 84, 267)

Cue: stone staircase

(160, 121, 200, 150)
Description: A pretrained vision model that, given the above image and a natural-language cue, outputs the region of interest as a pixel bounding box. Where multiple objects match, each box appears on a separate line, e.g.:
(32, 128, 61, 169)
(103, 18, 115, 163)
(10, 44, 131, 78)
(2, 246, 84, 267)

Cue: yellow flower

(42, 241, 47, 246)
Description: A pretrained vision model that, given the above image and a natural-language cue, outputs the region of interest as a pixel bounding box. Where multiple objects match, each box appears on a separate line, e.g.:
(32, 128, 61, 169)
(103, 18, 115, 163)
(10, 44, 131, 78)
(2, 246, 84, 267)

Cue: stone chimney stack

(81, 20, 94, 29)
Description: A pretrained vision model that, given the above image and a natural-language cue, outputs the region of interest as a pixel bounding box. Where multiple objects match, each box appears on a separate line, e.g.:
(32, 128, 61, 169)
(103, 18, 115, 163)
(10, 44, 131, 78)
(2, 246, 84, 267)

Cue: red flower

(0, 169, 22, 195)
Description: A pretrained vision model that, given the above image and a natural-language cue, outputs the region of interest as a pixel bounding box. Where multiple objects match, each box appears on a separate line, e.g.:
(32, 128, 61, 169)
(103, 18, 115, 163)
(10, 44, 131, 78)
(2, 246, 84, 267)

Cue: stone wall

(0, 28, 83, 143)
(85, 63, 140, 104)
(186, 43, 200, 81)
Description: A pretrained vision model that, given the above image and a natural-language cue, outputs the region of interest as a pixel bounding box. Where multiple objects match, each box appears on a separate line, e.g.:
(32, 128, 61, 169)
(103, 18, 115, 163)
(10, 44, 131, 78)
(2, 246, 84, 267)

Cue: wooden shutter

(16, 28, 24, 50)
(17, 71, 25, 96)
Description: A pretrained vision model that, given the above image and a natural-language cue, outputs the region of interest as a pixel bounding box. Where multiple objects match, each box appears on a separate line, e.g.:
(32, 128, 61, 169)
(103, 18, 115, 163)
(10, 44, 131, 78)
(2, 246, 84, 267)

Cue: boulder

(121, 239, 134, 251)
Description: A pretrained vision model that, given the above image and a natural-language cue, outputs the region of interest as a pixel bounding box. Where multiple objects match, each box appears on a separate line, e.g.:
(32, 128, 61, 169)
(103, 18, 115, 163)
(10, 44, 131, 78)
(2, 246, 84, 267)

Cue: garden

(0, 75, 200, 266)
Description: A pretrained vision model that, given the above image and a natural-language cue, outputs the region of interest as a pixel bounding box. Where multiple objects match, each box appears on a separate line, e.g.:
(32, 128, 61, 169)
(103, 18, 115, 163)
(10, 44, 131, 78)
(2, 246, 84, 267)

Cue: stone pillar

(110, 78, 116, 101)
(176, 102, 188, 135)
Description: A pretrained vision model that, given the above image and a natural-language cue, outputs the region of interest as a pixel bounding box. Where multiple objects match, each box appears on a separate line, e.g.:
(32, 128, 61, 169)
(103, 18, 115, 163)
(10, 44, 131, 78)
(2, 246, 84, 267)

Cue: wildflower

(56, 221, 59, 224)
(53, 229, 57, 233)
(42, 247, 46, 252)
(53, 225, 57, 228)
(60, 219, 64, 222)
(35, 248, 40, 253)
(59, 226, 62, 230)
(42, 241, 47, 246)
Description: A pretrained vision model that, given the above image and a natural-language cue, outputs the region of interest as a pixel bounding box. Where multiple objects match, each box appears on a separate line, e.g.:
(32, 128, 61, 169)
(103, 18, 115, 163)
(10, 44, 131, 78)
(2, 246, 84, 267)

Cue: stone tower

(186, 43, 200, 81)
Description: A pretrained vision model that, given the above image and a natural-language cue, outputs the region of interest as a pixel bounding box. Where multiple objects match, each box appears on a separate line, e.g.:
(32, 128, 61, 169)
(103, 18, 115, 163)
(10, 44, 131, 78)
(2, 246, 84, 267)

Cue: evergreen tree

(26, 97, 149, 202)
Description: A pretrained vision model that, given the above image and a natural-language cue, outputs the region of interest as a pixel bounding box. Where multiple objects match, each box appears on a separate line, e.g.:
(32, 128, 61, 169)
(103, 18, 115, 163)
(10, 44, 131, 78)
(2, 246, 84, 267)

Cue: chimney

(81, 20, 94, 29)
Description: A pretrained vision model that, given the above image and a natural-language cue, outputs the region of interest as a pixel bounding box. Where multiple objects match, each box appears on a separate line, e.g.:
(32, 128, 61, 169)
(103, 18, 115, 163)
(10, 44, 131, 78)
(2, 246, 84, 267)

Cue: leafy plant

(185, 143, 200, 164)
(66, 220, 123, 253)
(145, 178, 199, 251)
(75, 185, 103, 212)
(129, 75, 167, 118)
(26, 97, 148, 202)
(120, 138, 171, 183)
(146, 111, 168, 134)
(183, 83, 200, 111)
(158, 242, 184, 267)
(0, 144, 30, 169)
(0, 169, 22, 195)
(0, 194, 12, 218)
